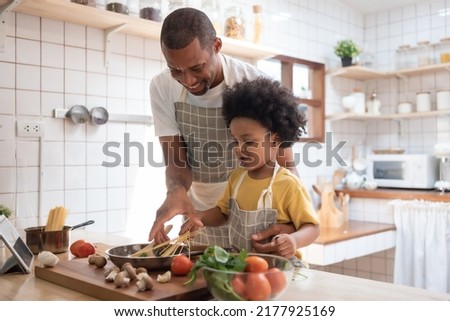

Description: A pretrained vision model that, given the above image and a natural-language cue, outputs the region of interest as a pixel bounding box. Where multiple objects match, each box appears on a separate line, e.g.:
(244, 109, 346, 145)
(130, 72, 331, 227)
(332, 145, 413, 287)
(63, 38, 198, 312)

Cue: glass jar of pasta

(106, 0, 129, 14)
(224, 6, 246, 40)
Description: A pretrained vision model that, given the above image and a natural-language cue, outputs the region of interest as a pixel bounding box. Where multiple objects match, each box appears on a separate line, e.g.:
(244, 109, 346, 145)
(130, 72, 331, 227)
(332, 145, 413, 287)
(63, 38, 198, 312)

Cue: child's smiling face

(229, 117, 279, 178)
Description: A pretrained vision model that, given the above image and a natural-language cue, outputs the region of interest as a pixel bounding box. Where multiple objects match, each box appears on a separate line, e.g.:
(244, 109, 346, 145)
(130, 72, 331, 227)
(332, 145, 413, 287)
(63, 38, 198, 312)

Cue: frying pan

(25, 220, 95, 255)
(106, 243, 205, 271)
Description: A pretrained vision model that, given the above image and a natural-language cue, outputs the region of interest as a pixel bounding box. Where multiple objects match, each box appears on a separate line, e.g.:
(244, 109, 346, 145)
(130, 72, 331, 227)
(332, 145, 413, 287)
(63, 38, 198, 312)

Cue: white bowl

(363, 180, 378, 190)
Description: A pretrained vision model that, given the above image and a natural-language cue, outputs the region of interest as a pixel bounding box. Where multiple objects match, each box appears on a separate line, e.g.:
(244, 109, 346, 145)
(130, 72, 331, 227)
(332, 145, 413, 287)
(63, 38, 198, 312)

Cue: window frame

(271, 55, 326, 143)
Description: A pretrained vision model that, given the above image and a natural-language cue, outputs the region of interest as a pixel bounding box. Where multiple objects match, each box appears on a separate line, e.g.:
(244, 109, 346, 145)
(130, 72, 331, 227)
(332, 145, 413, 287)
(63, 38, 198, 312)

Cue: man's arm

(149, 136, 202, 242)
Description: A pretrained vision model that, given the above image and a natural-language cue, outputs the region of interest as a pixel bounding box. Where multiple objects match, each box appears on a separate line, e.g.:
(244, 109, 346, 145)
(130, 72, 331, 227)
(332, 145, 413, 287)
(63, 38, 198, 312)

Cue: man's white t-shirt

(150, 54, 267, 209)
(150, 54, 267, 137)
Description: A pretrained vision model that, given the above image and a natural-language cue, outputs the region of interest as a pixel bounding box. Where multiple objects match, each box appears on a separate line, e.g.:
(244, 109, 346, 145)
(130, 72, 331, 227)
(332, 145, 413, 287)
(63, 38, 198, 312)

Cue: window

(257, 55, 325, 142)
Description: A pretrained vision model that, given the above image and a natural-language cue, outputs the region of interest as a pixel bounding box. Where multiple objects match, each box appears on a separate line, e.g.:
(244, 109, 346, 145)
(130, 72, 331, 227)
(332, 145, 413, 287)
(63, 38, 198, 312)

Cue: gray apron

(174, 83, 236, 248)
(228, 164, 279, 251)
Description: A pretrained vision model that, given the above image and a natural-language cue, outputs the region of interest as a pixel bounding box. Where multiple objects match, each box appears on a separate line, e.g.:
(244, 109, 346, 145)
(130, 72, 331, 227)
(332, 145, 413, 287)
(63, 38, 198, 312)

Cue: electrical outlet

(17, 120, 45, 137)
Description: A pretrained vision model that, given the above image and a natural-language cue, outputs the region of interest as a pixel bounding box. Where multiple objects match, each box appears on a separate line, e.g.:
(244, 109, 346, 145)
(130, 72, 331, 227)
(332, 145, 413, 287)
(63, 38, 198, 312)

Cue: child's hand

(273, 234, 296, 258)
(179, 214, 203, 235)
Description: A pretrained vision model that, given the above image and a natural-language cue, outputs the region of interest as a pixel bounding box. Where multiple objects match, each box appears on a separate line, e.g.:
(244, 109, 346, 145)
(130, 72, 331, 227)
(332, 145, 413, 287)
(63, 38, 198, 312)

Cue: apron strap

(232, 163, 281, 210)
(256, 163, 280, 209)
(232, 170, 247, 199)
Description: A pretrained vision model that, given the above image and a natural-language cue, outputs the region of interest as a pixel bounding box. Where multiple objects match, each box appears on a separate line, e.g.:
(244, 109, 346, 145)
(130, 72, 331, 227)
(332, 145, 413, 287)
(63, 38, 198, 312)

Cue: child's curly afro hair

(222, 77, 307, 148)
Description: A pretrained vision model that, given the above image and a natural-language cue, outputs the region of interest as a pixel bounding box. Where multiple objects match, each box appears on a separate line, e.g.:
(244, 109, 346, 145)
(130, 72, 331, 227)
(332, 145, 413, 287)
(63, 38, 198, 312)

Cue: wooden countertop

(314, 221, 395, 245)
(1, 257, 448, 301)
(336, 188, 450, 202)
(1, 230, 449, 301)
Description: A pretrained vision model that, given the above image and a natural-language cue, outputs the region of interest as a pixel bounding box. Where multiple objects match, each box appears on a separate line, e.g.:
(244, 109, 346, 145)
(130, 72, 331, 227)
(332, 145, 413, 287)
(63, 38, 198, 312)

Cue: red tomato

(230, 274, 247, 299)
(70, 239, 86, 257)
(265, 267, 287, 296)
(245, 256, 269, 273)
(77, 242, 96, 258)
(171, 254, 194, 276)
(245, 273, 271, 301)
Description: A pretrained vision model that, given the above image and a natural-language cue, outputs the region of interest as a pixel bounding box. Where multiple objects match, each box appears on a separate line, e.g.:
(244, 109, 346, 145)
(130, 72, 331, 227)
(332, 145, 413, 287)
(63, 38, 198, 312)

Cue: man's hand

(148, 186, 203, 243)
(251, 223, 296, 256)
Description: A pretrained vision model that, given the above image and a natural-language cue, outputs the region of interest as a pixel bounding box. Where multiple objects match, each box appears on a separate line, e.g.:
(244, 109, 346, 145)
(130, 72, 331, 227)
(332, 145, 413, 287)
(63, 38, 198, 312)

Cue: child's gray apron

(174, 71, 236, 248)
(228, 164, 279, 251)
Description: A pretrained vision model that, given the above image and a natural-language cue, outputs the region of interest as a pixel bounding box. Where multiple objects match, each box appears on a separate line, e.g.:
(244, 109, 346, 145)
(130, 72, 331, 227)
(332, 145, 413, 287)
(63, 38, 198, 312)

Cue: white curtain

(391, 199, 450, 293)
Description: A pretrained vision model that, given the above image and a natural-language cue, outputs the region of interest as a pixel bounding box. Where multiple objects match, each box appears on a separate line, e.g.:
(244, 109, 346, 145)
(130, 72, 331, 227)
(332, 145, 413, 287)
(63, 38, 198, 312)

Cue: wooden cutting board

(35, 244, 211, 301)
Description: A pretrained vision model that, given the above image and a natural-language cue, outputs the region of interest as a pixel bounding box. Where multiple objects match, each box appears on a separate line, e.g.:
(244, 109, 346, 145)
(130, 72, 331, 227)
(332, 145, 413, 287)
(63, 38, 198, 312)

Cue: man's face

(162, 38, 222, 96)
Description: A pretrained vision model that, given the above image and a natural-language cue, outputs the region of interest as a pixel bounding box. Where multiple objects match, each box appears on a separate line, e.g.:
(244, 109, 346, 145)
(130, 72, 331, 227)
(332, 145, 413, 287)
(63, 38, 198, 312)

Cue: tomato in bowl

(201, 253, 293, 301)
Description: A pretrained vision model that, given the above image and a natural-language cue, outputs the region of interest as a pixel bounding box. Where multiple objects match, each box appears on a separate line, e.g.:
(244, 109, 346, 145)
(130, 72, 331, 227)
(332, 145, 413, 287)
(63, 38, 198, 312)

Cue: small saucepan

(66, 105, 90, 124)
(24, 220, 95, 255)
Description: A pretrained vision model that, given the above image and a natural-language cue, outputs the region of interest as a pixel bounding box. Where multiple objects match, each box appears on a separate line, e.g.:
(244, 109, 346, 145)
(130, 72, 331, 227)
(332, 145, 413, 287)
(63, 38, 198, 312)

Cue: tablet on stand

(0, 216, 34, 275)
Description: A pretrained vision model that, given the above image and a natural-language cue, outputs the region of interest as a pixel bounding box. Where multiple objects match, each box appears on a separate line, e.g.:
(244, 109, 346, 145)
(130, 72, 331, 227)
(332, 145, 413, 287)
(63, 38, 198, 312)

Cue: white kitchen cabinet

(3, 0, 281, 63)
(302, 221, 396, 266)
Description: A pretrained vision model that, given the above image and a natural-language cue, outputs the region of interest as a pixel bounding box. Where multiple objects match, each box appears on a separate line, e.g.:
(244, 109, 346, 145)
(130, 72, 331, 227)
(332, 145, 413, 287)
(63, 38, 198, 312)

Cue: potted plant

(0, 204, 12, 219)
(334, 39, 360, 67)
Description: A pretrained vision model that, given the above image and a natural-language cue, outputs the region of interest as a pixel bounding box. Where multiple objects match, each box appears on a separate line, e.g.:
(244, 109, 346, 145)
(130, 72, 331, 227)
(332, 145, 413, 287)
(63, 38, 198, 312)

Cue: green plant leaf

(334, 39, 360, 58)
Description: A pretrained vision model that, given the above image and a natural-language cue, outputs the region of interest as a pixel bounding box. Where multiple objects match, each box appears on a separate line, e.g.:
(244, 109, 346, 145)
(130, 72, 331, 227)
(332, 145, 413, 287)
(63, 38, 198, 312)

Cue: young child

(180, 77, 320, 258)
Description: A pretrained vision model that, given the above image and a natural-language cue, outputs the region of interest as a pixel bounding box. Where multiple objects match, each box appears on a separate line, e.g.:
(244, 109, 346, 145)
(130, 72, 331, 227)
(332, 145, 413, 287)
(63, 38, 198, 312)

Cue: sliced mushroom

(105, 267, 120, 282)
(156, 270, 171, 283)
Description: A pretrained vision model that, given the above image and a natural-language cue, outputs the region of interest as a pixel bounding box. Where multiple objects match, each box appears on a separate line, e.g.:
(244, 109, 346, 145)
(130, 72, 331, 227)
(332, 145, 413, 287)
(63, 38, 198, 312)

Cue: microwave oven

(366, 154, 438, 189)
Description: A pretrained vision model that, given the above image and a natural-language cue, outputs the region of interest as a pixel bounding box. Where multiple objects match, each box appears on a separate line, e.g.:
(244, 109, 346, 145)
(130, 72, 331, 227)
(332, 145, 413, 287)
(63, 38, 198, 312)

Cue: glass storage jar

(201, 0, 222, 35)
(252, 4, 263, 44)
(168, 0, 187, 15)
(224, 6, 246, 40)
(106, 0, 129, 14)
(71, 0, 96, 6)
(128, 0, 139, 16)
(438, 37, 450, 63)
(396, 44, 411, 69)
(139, 0, 161, 21)
(417, 40, 432, 66)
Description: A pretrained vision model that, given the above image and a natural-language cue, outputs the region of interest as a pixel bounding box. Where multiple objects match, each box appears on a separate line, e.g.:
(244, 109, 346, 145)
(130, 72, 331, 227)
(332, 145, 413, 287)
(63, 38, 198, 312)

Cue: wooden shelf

(336, 188, 450, 202)
(389, 62, 450, 78)
(327, 62, 450, 81)
(11, 0, 281, 61)
(326, 109, 450, 121)
(327, 65, 387, 80)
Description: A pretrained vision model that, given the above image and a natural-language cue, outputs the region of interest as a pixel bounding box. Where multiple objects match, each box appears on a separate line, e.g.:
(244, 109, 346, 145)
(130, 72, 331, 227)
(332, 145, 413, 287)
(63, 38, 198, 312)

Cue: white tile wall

(1, 0, 448, 284)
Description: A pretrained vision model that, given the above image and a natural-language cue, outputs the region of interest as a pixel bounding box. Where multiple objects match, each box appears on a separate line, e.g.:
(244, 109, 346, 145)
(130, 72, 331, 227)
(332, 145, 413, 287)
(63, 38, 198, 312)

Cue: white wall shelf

(10, 0, 281, 62)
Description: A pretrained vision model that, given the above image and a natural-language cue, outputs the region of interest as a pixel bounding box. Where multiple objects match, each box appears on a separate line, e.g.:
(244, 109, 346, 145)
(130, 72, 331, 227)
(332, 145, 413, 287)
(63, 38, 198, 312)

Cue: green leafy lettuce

(184, 246, 248, 300)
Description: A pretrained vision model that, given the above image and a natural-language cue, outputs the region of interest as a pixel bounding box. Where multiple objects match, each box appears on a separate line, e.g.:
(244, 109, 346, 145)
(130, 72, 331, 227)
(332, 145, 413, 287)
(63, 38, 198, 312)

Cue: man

(149, 8, 297, 254)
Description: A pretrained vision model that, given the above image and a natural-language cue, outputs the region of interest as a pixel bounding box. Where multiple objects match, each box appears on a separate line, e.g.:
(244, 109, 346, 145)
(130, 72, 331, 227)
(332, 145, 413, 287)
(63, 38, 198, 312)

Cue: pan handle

(71, 220, 95, 230)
